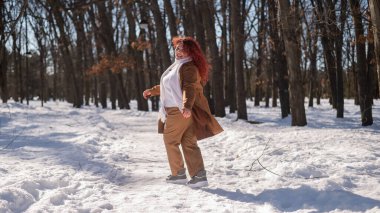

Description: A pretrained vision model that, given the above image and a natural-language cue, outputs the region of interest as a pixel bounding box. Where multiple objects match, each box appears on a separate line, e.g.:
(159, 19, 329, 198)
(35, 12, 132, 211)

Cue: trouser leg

(163, 108, 190, 176)
(181, 123, 205, 177)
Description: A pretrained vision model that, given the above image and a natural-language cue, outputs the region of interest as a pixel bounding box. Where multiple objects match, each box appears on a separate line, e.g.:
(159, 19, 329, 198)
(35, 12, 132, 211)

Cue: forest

(0, 0, 379, 126)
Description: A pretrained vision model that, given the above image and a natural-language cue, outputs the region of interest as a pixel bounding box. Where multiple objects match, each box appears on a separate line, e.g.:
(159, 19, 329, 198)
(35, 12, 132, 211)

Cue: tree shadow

(202, 185, 380, 212)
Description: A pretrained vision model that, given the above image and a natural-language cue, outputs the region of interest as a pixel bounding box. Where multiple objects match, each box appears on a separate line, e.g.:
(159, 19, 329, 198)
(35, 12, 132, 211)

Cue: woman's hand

(182, 108, 192, 118)
(143, 89, 152, 99)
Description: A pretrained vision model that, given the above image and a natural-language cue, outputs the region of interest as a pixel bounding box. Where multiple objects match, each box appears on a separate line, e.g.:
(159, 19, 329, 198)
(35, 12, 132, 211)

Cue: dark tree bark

(268, 0, 290, 118)
(178, 0, 194, 36)
(231, 0, 247, 120)
(301, 3, 318, 108)
(221, 0, 229, 107)
(150, 0, 171, 69)
(334, 0, 347, 117)
(124, 0, 147, 111)
(228, 0, 236, 113)
(164, 0, 178, 38)
(313, 0, 338, 109)
(199, 0, 225, 117)
(369, 0, 380, 98)
(32, 17, 47, 107)
(0, 47, 8, 103)
(48, 0, 82, 107)
(189, 0, 206, 50)
(0, 1, 8, 103)
(278, 0, 307, 126)
(368, 29, 376, 103)
(255, 0, 265, 107)
(99, 1, 131, 110)
(96, 1, 117, 109)
(72, 10, 85, 108)
(349, 0, 373, 126)
(88, 4, 106, 108)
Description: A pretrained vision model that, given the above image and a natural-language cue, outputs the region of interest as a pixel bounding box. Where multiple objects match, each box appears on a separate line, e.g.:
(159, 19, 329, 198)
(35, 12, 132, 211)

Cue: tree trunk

(90, 6, 107, 108)
(72, 12, 86, 108)
(164, 0, 178, 38)
(0, 47, 8, 103)
(48, 0, 81, 107)
(369, 0, 380, 98)
(96, 1, 118, 109)
(221, 0, 229, 108)
(314, 0, 338, 109)
(189, 0, 206, 51)
(33, 17, 46, 107)
(150, 0, 171, 69)
(0, 2, 8, 103)
(200, 0, 225, 117)
(278, 0, 307, 126)
(351, 42, 359, 104)
(349, 0, 373, 126)
(334, 0, 347, 117)
(231, 0, 247, 120)
(255, 0, 265, 107)
(308, 41, 317, 107)
(268, 0, 289, 117)
(368, 32, 376, 104)
(178, 0, 194, 37)
(11, 31, 19, 102)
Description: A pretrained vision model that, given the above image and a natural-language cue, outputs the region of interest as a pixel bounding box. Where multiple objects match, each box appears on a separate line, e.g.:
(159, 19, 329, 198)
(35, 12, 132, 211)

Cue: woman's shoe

(187, 170, 208, 188)
(166, 169, 187, 184)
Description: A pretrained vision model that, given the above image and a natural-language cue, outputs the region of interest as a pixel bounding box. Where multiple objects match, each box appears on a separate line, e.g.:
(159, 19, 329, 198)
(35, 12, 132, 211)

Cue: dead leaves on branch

(87, 54, 131, 75)
(131, 39, 151, 51)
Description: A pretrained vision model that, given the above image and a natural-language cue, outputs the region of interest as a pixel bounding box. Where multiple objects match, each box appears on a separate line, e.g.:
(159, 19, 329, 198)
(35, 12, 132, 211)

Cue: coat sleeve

(181, 65, 198, 110)
(149, 85, 160, 96)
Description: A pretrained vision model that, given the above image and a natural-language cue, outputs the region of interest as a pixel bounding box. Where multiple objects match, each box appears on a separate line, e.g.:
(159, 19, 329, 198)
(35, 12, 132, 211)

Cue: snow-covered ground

(0, 99, 379, 213)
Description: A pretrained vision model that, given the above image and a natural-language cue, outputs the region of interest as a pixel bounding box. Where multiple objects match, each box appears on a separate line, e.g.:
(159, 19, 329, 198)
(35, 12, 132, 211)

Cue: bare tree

(268, 0, 290, 118)
(255, 0, 265, 107)
(349, 0, 373, 126)
(369, 0, 380, 98)
(199, 0, 225, 117)
(47, 0, 82, 108)
(150, 0, 171, 69)
(231, 0, 247, 120)
(163, 0, 178, 38)
(278, 0, 307, 126)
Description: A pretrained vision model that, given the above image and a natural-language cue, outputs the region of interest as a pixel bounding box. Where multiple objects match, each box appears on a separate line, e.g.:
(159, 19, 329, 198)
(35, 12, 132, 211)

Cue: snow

(0, 99, 379, 213)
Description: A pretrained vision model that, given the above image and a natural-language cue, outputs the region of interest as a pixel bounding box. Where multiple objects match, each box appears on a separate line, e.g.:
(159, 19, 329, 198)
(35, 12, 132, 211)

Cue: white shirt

(162, 67, 182, 107)
(159, 57, 192, 122)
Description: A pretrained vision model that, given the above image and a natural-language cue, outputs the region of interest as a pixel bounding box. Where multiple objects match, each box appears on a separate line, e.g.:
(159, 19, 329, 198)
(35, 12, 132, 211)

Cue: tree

(278, 0, 307, 126)
(255, 0, 265, 107)
(231, 0, 247, 120)
(268, 0, 290, 118)
(199, 0, 225, 117)
(150, 0, 171, 69)
(349, 0, 373, 126)
(47, 0, 82, 108)
(369, 0, 380, 98)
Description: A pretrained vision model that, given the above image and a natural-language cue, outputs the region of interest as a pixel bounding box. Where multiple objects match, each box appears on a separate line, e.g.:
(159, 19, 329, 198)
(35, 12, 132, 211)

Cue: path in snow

(0, 100, 379, 212)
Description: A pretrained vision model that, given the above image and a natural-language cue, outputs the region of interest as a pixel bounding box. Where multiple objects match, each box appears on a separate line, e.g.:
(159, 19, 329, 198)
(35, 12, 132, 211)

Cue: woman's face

(175, 43, 189, 59)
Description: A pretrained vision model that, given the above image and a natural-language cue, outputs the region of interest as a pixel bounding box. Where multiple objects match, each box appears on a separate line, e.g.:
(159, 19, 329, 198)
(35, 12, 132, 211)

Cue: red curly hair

(172, 36, 210, 83)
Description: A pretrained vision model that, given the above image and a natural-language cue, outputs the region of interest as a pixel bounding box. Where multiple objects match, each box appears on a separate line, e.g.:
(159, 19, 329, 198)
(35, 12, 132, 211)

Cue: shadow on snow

(203, 185, 380, 212)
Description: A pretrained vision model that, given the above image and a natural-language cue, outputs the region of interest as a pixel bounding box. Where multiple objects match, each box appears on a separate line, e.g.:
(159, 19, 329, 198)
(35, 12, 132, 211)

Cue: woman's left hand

(182, 108, 192, 118)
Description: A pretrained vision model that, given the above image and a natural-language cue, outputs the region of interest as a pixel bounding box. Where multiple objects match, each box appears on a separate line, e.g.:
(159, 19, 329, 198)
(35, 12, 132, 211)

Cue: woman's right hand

(143, 89, 152, 99)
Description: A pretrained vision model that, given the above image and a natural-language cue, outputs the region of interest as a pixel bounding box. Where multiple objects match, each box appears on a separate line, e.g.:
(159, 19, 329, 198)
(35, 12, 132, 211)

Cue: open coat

(148, 61, 223, 141)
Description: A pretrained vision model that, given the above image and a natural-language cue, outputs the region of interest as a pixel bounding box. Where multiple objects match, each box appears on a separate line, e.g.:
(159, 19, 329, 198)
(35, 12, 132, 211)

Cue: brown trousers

(163, 107, 205, 177)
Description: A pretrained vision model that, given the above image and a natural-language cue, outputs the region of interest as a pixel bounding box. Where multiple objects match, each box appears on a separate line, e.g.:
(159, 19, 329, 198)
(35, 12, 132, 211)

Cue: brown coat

(148, 61, 223, 141)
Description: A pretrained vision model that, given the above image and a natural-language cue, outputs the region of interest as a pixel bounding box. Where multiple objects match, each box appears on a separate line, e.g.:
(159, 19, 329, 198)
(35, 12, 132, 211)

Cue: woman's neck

(175, 56, 191, 62)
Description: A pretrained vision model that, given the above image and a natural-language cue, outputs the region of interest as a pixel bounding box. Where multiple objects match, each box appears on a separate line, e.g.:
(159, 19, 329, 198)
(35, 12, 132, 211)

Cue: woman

(143, 36, 223, 188)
